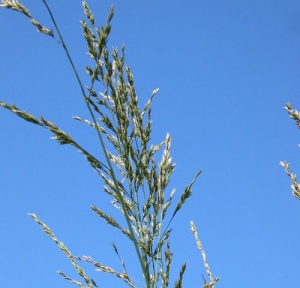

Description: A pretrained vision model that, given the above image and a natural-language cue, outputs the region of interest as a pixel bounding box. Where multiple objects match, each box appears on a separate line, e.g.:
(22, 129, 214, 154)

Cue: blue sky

(1, 0, 300, 287)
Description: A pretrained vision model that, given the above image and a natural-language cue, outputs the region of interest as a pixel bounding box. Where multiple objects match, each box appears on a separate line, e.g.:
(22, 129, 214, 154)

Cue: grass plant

(1, 1, 219, 287)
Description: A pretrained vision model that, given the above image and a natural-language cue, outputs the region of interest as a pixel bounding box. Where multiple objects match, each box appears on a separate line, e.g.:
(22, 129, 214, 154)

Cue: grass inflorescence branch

(281, 102, 300, 201)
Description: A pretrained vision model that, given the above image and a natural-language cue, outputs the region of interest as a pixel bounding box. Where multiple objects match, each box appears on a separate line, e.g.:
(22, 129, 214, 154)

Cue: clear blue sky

(1, 1, 300, 287)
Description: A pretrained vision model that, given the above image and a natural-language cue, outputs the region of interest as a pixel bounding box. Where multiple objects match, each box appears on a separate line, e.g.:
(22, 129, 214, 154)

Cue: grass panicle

(280, 160, 300, 200)
(29, 214, 95, 288)
(191, 222, 220, 288)
(285, 102, 300, 128)
(1, 0, 54, 37)
(174, 263, 186, 288)
(74, 255, 135, 288)
(1, 1, 218, 287)
(281, 102, 300, 200)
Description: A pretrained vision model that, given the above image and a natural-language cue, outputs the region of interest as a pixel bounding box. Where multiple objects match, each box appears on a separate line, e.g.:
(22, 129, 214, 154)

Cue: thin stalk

(41, 1, 151, 286)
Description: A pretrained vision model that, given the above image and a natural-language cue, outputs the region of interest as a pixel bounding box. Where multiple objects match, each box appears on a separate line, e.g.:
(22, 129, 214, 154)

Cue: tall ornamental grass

(1, 1, 219, 287)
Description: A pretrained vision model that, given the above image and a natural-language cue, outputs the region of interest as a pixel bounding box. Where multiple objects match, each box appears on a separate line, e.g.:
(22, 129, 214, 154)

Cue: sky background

(1, 0, 300, 287)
